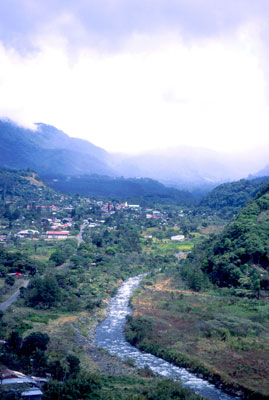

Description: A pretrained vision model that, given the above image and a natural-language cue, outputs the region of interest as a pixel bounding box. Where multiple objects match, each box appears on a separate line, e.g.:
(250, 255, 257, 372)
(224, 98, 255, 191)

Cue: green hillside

(184, 182, 269, 294)
(0, 168, 56, 203)
(198, 177, 269, 218)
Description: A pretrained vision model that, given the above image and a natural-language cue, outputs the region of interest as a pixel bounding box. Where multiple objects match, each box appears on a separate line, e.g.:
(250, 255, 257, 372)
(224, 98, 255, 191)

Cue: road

(0, 224, 85, 312)
(0, 224, 86, 311)
(76, 223, 86, 245)
(0, 280, 29, 311)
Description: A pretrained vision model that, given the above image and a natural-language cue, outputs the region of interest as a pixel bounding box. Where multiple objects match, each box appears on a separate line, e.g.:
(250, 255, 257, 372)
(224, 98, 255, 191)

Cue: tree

(5, 275, 15, 286)
(24, 276, 61, 309)
(48, 360, 66, 381)
(5, 331, 22, 354)
(12, 209, 20, 220)
(189, 269, 204, 291)
(66, 354, 80, 377)
(50, 249, 66, 266)
(21, 332, 50, 356)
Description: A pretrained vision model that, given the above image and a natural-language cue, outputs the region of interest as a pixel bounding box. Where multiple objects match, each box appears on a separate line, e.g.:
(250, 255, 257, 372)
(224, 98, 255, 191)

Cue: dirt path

(154, 278, 210, 296)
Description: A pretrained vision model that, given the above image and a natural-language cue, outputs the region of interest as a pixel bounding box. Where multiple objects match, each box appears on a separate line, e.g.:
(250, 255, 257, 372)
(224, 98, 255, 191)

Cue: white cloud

(0, 23, 268, 154)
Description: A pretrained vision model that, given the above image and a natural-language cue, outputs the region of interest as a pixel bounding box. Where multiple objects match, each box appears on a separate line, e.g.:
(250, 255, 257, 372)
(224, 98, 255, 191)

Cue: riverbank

(41, 299, 205, 400)
(125, 274, 269, 399)
(95, 275, 238, 400)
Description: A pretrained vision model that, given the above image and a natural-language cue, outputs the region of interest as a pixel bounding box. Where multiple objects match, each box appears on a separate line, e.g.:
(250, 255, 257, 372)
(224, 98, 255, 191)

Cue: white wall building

(171, 235, 185, 241)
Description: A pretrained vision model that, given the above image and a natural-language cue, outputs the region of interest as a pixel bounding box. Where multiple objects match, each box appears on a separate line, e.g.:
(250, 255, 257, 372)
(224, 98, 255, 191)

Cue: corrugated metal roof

(21, 388, 42, 396)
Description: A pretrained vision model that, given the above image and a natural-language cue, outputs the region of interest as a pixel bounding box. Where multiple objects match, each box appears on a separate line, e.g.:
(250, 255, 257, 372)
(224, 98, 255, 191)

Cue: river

(94, 274, 240, 400)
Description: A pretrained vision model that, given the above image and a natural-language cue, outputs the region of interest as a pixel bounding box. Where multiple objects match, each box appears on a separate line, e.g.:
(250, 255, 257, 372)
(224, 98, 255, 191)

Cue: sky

(0, 1, 269, 155)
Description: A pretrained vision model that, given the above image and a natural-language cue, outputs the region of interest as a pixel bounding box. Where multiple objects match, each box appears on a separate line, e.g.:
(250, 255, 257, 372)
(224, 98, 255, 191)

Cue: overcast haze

(1, 1, 269, 155)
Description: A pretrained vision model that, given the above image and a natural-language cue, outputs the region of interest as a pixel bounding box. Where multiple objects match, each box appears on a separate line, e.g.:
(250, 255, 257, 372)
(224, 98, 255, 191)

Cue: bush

(42, 373, 101, 400)
(5, 275, 15, 286)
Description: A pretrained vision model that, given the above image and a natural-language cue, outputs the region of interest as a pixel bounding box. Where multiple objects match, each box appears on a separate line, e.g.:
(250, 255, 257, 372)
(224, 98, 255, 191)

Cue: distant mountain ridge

(0, 119, 268, 191)
(34, 123, 108, 161)
(0, 120, 111, 176)
(111, 146, 269, 188)
(43, 174, 195, 205)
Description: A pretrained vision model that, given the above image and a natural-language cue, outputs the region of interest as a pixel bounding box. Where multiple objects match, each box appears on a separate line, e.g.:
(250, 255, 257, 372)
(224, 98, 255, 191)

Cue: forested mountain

(0, 120, 112, 176)
(198, 177, 269, 217)
(44, 174, 195, 205)
(183, 182, 269, 294)
(0, 168, 56, 203)
(1, 119, 269, 193)
(0, 167, 195, 206)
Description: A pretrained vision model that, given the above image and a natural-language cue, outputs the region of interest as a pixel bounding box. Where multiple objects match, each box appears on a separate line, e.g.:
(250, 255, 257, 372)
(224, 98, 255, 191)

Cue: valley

(1, 1, 269, 398)
(0, 167, 268, 399)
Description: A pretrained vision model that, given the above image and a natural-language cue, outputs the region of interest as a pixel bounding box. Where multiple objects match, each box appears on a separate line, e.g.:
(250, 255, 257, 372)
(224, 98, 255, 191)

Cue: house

(128, 204, 140, 209)
(46, 231, 70, 239)
(0, 365, 43, 399)
(171, 235, 185, 241)
(17, 230, 39, 238)
(88, 223, 98, 228)
(21, 387, 43, 400)
(141, 234, 153, 239)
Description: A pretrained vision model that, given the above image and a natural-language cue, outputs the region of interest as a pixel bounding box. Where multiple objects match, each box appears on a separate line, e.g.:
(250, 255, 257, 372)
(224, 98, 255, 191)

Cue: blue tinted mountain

(111, 146, 269, 189)
(0, 120, 111, 176)
(44, 174, 195, 205)
(1, 119, 268, 192)
(0, 120, 196, 202)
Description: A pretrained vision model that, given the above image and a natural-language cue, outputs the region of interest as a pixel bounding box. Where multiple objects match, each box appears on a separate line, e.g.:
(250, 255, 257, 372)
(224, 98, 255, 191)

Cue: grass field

(127, 274, 269, 398)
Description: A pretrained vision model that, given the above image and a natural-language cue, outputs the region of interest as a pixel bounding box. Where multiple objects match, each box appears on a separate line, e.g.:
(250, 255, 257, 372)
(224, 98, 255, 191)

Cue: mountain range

(0, 120, 111, 176)
(0, 119, 268, 191)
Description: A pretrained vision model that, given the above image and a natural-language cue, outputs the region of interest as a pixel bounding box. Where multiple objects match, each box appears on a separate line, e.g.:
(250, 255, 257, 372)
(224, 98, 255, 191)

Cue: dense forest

(182, 182, 269, 294)
(198, 177, 269, 218)
(43, 174, 196, 205)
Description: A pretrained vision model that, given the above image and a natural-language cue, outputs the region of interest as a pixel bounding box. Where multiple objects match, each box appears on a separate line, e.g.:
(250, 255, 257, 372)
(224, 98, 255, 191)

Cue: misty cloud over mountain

(0, 119, 268, 190)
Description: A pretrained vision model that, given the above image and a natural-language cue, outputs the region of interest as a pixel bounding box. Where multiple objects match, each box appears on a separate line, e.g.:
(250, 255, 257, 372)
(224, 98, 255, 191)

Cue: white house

(171, 235, 185, 241)
(17, 230, 39, 238)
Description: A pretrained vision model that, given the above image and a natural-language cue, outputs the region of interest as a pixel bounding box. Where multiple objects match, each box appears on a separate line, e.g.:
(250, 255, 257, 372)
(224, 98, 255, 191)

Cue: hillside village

(0, 173, 187, 245)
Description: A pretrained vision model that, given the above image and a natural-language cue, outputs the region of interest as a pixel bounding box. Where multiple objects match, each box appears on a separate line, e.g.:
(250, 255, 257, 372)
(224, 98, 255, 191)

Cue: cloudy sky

(1, 0, 269, 154)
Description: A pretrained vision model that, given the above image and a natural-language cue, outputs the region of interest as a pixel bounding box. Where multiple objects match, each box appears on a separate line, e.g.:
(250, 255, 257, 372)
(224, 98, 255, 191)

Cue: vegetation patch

(126, 274, 269, 398)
